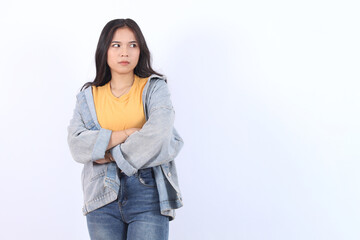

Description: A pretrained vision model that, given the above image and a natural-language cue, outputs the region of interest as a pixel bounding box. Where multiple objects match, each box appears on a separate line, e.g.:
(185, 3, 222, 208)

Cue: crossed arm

(67, 80, 182, 175)
(94, 128, 140, 164)
(67, 94, 141, 165)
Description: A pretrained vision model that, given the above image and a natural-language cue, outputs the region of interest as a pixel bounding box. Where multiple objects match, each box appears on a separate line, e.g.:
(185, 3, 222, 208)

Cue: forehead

(112, 27, 136, 41)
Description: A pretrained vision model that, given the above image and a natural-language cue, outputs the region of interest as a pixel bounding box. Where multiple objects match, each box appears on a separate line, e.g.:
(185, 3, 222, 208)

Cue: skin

(107, 27, 140, 93)
(94, 27, 142, 164)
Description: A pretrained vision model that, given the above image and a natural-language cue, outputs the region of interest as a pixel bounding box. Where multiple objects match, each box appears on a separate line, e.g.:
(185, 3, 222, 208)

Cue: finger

(95, 159, 107, 164)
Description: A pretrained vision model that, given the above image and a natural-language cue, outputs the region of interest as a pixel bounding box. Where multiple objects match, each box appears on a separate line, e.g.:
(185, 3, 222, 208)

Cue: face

(107, 27, 140, 76)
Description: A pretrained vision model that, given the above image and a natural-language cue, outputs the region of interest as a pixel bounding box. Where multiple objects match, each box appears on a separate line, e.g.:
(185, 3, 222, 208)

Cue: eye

(130, 43, 137, 48)
(112, 44, 120, 48)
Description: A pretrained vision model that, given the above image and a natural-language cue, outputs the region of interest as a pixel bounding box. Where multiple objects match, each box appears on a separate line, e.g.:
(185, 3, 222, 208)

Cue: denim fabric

(67, 74, 184, 220)
(86, 167, 169, 240)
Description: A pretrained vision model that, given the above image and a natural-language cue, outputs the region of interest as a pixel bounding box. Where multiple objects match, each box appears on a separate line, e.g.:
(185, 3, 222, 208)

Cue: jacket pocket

(91, 162, 107, 181)
(161, 161, 181, 193)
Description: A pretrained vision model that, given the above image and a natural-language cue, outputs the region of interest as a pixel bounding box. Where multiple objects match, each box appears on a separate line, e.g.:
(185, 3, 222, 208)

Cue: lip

(118, 61, 130, 65)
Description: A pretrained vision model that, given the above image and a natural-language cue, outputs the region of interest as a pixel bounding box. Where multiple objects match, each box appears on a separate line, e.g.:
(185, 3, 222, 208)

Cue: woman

(67, 18, 184, 240)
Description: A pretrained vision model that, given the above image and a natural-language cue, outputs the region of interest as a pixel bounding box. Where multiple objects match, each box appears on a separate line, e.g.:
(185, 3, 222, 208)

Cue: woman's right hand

(106, 128, 141, 151)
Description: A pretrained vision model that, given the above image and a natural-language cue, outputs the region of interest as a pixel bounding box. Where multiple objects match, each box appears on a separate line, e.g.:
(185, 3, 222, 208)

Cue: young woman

(67, 18, 184, 240)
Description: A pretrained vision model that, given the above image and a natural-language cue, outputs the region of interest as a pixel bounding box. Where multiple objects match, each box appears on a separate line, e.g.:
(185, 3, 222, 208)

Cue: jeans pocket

(137, 168, 156, 188)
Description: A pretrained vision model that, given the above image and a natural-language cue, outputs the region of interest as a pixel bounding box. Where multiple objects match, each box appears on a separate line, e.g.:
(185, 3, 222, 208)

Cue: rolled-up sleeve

(67, 94, 112, 164)
(111, 80, 183, 176)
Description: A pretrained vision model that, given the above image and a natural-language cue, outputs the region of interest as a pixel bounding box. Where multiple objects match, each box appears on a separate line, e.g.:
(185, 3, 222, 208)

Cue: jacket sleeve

(67, 93, 112, 164)
(110, 80, 183, 176)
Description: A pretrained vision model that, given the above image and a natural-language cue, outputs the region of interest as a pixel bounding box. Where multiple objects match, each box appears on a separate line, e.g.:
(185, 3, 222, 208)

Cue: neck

(109, 71, 135, 90)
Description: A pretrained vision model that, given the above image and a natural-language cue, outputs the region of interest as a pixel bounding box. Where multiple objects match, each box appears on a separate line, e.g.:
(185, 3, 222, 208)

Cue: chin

(114, 69, 135, 75)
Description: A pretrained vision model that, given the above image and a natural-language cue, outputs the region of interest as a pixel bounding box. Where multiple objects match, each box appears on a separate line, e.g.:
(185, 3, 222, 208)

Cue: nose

(120, 47, 128, 57)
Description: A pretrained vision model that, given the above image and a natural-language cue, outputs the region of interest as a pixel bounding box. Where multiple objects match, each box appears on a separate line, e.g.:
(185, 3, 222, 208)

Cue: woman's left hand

(94, 150, 114, 164)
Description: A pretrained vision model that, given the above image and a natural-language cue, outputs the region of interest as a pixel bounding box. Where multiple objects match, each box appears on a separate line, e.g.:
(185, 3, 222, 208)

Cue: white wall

(0, 0, 359, 239)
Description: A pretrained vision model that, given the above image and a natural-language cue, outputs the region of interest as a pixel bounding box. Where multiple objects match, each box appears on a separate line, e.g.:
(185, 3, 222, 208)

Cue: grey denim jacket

(67, 74, 184, 221)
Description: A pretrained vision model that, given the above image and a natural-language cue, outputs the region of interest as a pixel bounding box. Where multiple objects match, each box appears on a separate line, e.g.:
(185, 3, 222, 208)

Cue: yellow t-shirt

(92, 75, 148, 131)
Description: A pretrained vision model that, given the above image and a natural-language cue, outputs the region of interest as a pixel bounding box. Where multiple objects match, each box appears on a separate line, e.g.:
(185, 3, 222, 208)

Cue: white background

(0, 0, 359, 239)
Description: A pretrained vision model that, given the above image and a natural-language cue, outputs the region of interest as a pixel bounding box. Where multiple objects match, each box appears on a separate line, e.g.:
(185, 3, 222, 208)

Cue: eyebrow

(111, 40, 137, 43)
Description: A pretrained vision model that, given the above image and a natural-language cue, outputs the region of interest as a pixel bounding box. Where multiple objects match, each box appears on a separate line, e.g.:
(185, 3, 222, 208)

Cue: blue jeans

(86, 167, 169, 240)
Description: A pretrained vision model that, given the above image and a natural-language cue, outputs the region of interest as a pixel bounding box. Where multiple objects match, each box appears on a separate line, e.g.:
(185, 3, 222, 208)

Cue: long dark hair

(80, 18, 163, 91)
